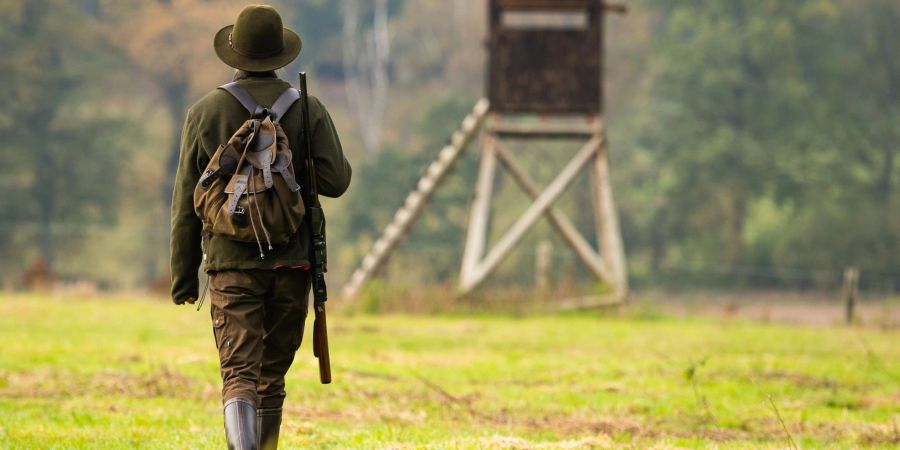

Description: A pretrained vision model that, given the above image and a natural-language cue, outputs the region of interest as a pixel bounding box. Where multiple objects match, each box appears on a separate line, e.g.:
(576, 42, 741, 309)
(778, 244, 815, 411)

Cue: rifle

(299, 72, 331, 384)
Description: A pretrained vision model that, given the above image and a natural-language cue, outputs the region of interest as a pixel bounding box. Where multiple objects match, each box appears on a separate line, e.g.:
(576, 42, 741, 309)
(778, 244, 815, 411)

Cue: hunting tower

(343, 0, 628, 300)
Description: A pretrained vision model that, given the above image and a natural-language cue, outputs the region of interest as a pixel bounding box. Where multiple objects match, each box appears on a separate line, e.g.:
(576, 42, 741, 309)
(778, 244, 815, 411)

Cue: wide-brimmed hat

(214, 5, 302, 72)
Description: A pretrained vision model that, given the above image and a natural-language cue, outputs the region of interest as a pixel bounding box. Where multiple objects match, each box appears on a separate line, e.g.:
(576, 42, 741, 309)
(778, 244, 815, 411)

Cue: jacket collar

(232, 70, 279, 81)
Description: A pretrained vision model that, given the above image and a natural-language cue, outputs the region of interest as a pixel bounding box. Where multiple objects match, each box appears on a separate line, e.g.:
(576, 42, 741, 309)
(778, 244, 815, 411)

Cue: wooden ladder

(340, 99, 490, 299)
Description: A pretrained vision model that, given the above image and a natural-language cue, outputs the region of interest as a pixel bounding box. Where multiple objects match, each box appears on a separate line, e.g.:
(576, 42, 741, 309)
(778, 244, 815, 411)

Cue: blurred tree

(773, 0, 900, 276)
(277, 0, 344, 70)
(642, 1, 826, 266)
(837, 0, 899, 206)
(618, 0, 899, 285)
(0, 0, 131, 272)
(341, 0, 405, 158)
(100, 0, 241, 209)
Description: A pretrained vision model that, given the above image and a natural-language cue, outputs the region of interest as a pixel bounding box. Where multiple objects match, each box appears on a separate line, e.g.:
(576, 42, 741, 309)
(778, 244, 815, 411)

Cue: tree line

(1, 0, 896, 292)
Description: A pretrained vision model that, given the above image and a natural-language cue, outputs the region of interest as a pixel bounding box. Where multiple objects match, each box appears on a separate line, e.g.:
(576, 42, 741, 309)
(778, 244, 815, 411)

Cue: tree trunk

(156, 75, 188, 282)
(342, 0, 391, 158)
(876, 7, 898, 206)
(726, 194, 746, 268)
(881, 145, 896, 205)
(160, 75, 189, 212)
(26, 0, 57, 270)
(649, 211, 667, 274)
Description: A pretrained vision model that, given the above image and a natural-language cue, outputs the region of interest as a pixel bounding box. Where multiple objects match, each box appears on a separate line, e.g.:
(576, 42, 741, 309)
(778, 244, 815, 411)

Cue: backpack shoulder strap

(269, 88, 301, 124)
(219, 82, 259, 116)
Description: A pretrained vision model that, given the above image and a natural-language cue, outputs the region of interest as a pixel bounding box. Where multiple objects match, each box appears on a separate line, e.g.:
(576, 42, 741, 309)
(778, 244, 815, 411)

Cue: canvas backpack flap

(244, 116, 277, 189)
(225, 119, 258, 150)
(194, 118, 256, 210)
(194, 142, 242, 228)
(224, 165, 260, 194)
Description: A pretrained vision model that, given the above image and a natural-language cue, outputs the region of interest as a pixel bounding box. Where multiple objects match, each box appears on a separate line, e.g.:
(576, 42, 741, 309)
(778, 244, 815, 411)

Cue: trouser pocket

(211, 306, 227, 351)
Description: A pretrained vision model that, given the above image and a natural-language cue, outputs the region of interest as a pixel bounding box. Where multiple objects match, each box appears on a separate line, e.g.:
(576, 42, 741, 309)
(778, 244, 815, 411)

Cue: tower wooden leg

(460, 133, 498, 288)
(591, 137, 628, 299)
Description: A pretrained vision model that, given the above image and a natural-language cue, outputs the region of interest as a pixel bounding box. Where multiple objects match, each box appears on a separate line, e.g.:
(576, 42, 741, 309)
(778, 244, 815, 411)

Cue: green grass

(0, 294, 897, 449)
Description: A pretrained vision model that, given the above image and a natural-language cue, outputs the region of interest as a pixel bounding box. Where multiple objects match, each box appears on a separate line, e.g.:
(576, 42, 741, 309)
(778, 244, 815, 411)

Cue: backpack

(193, 82, 305, 257)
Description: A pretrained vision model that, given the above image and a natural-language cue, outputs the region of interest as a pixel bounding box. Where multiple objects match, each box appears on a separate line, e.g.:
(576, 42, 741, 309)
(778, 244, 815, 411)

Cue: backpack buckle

(232, 206, 248, 228)
(253, 105, 270, 120)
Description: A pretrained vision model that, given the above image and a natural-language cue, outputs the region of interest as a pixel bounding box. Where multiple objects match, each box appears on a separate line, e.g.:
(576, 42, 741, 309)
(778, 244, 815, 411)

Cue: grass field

(0, 294, 897, 449)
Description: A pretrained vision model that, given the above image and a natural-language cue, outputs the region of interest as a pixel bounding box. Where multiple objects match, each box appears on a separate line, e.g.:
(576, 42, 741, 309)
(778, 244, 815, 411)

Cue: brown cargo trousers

(208, 268, 310, 409)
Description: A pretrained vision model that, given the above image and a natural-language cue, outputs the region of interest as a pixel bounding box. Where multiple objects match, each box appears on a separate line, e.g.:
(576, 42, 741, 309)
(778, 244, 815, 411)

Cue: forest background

(1, 0, 897, 299)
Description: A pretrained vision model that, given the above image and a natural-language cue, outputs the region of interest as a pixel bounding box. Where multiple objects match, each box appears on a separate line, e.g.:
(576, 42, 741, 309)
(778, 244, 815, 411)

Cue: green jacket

(170, 73, 352, 304)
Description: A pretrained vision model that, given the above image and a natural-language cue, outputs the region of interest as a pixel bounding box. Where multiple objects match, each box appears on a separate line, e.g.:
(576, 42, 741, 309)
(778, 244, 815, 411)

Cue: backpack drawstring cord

(246, 167, 265, 259)
(250, 165, 273, 251)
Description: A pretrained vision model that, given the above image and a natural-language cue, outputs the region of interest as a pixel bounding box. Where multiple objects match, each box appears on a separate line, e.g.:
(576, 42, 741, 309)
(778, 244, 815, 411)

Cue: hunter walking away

(170, 4, 350, 449)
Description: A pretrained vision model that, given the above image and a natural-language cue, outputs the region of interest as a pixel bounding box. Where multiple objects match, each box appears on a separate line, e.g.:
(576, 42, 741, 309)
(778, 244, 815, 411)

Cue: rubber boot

(257, 407, 282, 450)
(224, 397, 258, 450)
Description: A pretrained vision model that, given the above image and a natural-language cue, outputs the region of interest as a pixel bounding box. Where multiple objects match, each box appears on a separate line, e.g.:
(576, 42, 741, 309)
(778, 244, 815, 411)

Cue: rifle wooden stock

(313, 301, 331, 384)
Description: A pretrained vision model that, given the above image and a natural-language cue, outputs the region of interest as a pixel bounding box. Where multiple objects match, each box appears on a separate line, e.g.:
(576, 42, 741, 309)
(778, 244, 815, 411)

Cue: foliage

(0, 0, 133, 273)
(615, 0, 900, 286)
